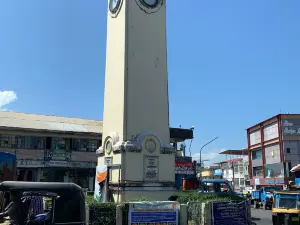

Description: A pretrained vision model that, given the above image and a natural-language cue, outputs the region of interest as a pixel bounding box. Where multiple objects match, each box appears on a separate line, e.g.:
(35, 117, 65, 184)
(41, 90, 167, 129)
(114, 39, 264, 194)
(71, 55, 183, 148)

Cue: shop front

(175, 156, 195, 190)
(41, 161, 96, 191)
(250, 162, 286, 187)
(16, 159, 44, 182)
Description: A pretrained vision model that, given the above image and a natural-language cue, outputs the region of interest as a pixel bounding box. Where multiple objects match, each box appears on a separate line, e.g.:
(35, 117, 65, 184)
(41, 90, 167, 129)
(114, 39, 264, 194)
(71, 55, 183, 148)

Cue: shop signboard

(175, 156, 192, 162)
(175, 161, 194, 175)
(128, 201, 179, 225)
(282, 119, 300, 136)
(17, 160, 44, 168)
(264, 179, 284, 185)
(44, 148, 71, 161)
(47, 161, 68, 167)
(69, 162, 96, 168)
(211, 201, 247, 225)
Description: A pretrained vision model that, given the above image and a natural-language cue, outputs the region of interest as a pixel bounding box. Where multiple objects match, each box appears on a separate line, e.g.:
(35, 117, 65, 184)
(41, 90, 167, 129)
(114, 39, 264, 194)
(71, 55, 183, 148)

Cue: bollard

(85, 202, 89, 225)
(180, 204, 188, 225)
(116, 205, 123, 225)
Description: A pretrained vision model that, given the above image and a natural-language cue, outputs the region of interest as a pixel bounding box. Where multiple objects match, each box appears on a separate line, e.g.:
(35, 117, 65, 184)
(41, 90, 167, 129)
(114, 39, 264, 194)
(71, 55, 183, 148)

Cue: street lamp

(199, 137, 219, 180)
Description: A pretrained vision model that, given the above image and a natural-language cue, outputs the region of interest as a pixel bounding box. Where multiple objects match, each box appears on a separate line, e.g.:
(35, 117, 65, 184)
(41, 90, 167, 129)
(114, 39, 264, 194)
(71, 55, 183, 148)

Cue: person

(21, 195, 44, 220)
(0, 191, 27, 225)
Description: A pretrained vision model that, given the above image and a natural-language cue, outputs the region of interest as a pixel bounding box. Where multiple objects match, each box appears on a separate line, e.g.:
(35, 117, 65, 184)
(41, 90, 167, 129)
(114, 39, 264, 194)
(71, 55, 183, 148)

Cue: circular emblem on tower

(109, 0, 122, 15)
(140, 0, 159, 8)
(104, 137, 113, 155)
(136, 0, 163, 13)
(143, 135, 160, 153)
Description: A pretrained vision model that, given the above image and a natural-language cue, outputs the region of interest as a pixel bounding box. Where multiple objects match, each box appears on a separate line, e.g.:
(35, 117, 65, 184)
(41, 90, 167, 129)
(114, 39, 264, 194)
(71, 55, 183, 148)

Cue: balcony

(0, 148, 97, 163)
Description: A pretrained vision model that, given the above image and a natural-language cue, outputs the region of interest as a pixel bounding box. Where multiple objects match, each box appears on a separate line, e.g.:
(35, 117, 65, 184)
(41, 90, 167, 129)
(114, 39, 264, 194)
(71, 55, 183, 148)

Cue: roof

(169, 128, 193, 141)
(0, 111, 103, 134)
(246, 114, 300, 131)
(219, 149, 248, 156)
(0, 181, 83, 194)
(0, 111, 193, 141)
(215, 158, 245, 164)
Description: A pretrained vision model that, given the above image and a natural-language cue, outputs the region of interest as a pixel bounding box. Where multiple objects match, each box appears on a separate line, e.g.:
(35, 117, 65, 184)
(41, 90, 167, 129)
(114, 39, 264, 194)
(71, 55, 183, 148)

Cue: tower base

(110, 186, 177, 203)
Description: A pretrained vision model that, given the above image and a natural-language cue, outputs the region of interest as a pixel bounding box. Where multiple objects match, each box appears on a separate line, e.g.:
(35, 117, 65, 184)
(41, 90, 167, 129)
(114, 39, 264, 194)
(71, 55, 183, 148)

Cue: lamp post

(199, 137, 219, 181)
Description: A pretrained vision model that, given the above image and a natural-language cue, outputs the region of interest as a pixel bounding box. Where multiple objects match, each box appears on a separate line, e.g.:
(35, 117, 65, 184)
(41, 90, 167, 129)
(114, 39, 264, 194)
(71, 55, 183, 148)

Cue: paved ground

(251, 208, 272, 225)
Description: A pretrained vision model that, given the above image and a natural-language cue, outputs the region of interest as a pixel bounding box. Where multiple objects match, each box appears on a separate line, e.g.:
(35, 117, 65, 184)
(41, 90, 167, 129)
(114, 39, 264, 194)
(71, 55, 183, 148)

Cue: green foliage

(130, 196, 152, 202)
(86, 195, 117, 225)
(176, 191, 245, 204)
(176, 191, 246, 224)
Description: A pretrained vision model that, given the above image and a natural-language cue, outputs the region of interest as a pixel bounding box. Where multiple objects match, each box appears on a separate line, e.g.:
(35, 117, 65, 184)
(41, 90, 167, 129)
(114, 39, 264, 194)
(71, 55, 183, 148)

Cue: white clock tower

(97, 0, 176, 202)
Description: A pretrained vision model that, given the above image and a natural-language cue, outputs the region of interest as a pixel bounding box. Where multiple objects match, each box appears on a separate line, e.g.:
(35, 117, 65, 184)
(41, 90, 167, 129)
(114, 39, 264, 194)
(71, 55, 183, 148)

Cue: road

(251, 208, 272, 225)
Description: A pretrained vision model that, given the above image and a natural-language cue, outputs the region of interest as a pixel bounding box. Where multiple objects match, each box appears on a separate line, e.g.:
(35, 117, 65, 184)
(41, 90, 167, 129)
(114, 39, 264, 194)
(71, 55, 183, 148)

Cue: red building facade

(247, 114, 300, 188)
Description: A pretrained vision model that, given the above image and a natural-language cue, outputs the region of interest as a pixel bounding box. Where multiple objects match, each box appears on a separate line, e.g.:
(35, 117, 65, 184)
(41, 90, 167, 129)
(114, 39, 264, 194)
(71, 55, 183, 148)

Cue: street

(251, 208, 272, 225)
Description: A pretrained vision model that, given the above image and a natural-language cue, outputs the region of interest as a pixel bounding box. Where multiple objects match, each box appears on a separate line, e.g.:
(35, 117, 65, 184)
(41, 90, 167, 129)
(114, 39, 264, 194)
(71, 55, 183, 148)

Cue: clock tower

(97, 0, 175, 202)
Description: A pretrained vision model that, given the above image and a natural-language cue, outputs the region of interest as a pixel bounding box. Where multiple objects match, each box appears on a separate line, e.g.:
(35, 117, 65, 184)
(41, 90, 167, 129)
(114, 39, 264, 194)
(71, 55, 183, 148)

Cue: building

(0, 111, 101, 190)
(0, 111, 193, 192)
(200, 166, 222, 180)
(217, 149, 250, 190)
(247, 114, 300, 189)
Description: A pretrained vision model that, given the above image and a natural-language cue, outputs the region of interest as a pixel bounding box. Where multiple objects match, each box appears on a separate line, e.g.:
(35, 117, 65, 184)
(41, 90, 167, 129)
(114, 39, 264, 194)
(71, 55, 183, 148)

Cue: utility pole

(199, 137, 219, 181)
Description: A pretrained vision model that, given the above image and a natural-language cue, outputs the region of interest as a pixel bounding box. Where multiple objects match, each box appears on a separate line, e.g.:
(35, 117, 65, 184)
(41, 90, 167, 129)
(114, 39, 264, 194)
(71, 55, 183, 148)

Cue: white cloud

(0, 91, 17, 111)
(192, 148, 227, 162)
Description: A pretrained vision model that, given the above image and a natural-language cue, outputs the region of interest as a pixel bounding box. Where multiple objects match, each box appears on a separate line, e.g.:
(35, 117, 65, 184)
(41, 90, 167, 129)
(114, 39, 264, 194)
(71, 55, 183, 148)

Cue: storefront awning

(291, 164, 300, 172)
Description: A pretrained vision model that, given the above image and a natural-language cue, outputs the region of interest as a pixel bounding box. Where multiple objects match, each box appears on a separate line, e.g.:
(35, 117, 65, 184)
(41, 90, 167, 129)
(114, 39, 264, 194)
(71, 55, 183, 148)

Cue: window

(265, 144, 280, 164)
(0, 135, 18, 148)
(263, 123, 279, 141)
(52, 138, 66, 150)
(30, 136, 46, 149)
(19, 136, 31, 149)
(71, 139, 99, 152)
(252, 150, 262, 160)
(253, 166, 263, 177)
(286, 148, 291, 154)
(46, 137, 52, 149)
(249, 130, 261, 145)
(264, 163, 284, 178)
(87, 140, 98, 152)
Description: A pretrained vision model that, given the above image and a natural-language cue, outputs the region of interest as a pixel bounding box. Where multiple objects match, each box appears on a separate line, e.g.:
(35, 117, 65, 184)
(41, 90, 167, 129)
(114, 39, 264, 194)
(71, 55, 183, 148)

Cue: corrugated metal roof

(0, 111, 103, 134)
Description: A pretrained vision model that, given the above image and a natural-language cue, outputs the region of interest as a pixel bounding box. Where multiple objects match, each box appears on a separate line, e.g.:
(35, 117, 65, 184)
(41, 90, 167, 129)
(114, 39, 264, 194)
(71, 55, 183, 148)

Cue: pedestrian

(0, 191, 27, 225)
(22, 195, 44, 220)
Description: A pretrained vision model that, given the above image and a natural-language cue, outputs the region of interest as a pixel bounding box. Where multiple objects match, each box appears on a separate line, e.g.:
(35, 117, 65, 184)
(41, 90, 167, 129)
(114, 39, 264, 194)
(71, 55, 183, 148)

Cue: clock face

(109, 0, 121, 13)
(141, 0, 158, 7)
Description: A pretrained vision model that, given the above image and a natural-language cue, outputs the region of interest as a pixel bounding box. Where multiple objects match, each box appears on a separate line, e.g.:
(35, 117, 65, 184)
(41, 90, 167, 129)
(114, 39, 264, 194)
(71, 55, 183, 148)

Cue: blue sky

(0, 0, 299, 165)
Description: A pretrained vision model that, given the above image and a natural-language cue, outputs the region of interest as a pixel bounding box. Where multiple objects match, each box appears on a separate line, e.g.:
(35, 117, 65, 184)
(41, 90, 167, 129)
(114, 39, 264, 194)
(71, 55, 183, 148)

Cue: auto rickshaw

(272, 191, 300, 225)
(0, 181, 86, 225)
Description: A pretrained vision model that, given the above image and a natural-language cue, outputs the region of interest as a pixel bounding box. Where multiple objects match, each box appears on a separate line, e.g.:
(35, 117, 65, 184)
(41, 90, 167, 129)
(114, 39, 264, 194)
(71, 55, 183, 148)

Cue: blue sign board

(296, 178, 300, 186)
(214, 169, 222, 176)
(128, 201, 179, 225)
(265, 179, 284, 185)
(131, 211, 176, 223)
(211, 201, 247, 225)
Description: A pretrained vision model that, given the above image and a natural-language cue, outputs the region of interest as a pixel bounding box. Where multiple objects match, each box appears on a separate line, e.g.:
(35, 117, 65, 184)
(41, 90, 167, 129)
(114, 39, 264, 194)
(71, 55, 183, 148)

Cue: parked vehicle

(251, 186, 281, 209)
(272, 191, 300, 225)
(199, 179, 237, 194)
(0, 181, 86, 225)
